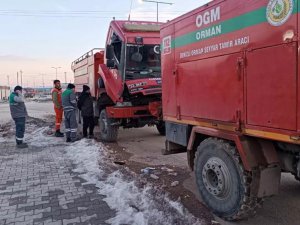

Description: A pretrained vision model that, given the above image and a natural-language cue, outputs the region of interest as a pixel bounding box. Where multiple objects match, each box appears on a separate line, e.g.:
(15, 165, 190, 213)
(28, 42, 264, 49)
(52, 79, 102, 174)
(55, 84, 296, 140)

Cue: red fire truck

(72, 20, 164, 142)
(162, 0, 299, 220)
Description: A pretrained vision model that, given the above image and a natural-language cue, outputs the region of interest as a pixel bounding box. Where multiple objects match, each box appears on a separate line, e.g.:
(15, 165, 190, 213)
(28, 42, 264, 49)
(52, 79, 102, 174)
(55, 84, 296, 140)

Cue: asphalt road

(0, 101, 53, 124)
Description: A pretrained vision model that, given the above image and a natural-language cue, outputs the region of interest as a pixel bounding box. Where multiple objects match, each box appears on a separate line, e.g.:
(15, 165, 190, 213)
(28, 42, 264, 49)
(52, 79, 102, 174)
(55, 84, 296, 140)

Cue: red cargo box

(161, 0, 300, 143)
(72, 48, 104, 97)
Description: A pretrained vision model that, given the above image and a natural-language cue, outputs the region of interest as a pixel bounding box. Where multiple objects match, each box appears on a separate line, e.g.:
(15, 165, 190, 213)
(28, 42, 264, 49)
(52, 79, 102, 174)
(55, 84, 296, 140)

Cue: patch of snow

(27, 127, 65, 147)
(66, 139, 204, 225)
(161, 166, 174, 173)
(0, 137, 6, 143)
(150, 174, 159, 180)
(171, 181, 179, 187)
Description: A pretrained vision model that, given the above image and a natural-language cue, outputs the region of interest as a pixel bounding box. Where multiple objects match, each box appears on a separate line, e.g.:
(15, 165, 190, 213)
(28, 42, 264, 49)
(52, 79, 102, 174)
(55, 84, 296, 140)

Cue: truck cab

(97, 20, 164, 141)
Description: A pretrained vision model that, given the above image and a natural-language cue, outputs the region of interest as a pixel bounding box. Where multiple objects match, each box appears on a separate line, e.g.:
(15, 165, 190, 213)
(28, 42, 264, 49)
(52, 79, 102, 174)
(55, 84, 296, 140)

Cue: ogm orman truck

(161, 0, 299, 220)
(72, 20, 164, 142)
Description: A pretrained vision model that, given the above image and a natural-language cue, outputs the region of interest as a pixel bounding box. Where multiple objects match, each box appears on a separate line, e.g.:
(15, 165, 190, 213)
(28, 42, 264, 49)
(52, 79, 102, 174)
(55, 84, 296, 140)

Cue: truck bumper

(106, 101, 162, 119)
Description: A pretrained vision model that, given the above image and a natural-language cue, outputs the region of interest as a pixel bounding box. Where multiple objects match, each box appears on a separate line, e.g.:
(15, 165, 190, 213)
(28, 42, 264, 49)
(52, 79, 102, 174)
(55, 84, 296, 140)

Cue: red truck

(23, 88, 35, 98)
(72, 20, 164, 142)
(161, 0, 299, 220)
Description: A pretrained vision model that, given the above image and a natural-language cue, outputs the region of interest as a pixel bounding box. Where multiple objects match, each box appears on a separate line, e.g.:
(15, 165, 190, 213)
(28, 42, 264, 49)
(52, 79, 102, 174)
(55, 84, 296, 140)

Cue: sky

(0, 0, 210, 88)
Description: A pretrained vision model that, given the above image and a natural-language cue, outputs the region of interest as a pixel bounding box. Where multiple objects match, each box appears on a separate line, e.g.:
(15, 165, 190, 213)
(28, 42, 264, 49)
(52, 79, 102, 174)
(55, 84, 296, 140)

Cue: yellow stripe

(164, 116, 300, 144)
(164, 116, 236, 132)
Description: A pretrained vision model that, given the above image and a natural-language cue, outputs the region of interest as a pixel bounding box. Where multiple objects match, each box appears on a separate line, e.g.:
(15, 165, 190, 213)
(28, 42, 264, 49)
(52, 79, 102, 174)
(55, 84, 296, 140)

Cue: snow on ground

(66, 139, 204, 225)
(26, 127, 63, 148)
(0, 137, 6, 143)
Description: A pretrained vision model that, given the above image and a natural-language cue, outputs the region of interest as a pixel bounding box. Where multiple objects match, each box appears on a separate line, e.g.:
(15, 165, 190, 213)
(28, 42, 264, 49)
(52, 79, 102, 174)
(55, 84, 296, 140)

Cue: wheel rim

(202, 157, 231, 200)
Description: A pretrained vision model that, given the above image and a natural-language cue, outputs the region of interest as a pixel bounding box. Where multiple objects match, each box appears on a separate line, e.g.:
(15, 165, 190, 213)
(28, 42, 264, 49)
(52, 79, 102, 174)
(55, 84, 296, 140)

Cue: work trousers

(64, 110, 77, 141)
(82, 116, 95, 137)
(13, 117, 26, 144)
(54, 107, 63, 131)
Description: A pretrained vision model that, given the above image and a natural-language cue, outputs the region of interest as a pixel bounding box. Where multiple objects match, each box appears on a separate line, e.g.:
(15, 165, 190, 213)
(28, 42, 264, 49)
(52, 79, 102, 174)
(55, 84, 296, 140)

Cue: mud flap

(256, 165, 281, 198)
(162, 140, 186, 155)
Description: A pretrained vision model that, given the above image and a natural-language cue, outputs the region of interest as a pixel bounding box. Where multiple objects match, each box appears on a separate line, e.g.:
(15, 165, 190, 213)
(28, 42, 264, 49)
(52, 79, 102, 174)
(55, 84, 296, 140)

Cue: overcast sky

(0, 0, 210, 87)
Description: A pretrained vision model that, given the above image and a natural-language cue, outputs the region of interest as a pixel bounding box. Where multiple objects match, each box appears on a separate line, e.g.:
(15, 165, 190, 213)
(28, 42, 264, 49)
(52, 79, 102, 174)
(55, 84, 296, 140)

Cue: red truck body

(72, 48, 104, 97)
(161, 0, 300, 220)
(162, 0, 299, 141)
(73, 20, 164, 141)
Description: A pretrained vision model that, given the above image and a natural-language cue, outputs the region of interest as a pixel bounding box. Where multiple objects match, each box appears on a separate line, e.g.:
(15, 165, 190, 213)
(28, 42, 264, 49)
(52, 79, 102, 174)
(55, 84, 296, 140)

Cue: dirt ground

(98, 126, 300, 225)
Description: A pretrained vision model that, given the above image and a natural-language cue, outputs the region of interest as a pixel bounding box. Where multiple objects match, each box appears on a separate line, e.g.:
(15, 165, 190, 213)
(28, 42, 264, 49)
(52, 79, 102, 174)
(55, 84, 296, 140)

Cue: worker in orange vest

(51, 80, 64, 137)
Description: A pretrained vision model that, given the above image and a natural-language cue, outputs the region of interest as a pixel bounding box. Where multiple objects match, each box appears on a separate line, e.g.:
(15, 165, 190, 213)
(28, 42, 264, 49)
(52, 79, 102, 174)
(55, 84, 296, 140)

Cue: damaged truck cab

(72, 20, 164, 142)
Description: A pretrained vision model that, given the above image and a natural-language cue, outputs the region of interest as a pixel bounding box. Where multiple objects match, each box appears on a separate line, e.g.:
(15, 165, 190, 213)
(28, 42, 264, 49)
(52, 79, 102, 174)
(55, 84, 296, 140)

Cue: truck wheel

(99, 109, 118, 142)
(156, 121, 165, 135)
(293, 173, 300, 181)
(98, 77, 105, 88)
(194, 138, 261, 220)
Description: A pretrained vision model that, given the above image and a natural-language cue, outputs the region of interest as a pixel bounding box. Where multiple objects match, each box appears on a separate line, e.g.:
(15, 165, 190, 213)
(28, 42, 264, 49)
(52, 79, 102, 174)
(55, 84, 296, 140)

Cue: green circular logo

(266, 0, 294, 26)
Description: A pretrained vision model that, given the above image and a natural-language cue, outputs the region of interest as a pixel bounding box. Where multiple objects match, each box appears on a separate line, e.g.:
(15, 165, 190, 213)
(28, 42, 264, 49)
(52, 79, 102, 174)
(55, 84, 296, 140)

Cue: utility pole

(141, 0, 173, 22)
(20, 70, 23, 86)
(41, 74, 45, 94)
(64, 72, 67, 84)
(51, 67, 61, 80)
(7, 75, 10, 87)
(17, 72, 19, 85)
(42, 74, 45, 88)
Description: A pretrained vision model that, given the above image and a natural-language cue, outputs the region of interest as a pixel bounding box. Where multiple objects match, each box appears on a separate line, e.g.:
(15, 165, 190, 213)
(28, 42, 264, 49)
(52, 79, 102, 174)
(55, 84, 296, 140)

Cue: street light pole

(142, 0, 173, 22)
(64, 72, 67, 84)
(51, 67, 61, 80)
(20, 70, 23, 87)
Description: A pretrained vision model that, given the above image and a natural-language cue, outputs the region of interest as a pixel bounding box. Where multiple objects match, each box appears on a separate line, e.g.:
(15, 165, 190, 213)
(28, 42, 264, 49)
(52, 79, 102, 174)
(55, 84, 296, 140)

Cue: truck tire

(98, 77, 105, 88)
(156, 121, 166, 135)
(293, 174, 300, 182)
(194, 138, 261, 220)
(99, 109, 118, 142)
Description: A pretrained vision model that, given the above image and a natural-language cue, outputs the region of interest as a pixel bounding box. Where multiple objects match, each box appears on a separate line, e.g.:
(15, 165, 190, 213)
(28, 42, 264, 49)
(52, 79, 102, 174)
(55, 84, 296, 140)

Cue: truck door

(101, 31, 125, 102)
(176, 52, 244, 123)
(161, 24, 177, 118)
(246, 43, 297, 131)
(246, 0, 298, 131)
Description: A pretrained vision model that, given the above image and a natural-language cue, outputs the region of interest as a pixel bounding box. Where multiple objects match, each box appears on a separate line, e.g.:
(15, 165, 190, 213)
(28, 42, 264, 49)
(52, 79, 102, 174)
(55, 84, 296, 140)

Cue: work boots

(55, 130, 64, 137)
(16, 140, 28, 149)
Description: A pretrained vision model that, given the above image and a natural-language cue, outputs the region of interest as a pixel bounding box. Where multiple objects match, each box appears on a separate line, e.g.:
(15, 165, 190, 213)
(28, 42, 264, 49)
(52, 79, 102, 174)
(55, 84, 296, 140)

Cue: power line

(0, 9, 183, 18)
(0, 13, 175, 19)
(0, 9, 185, 13)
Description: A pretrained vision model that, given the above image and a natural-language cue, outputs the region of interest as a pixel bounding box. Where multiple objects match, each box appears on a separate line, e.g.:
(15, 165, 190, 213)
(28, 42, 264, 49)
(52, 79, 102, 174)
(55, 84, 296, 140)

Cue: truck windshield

(126, 44, 161, 80)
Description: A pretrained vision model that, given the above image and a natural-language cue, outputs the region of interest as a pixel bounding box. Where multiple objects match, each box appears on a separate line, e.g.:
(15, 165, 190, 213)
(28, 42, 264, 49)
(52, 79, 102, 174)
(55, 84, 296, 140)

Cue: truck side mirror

(106, 45, 114, 60)
(106, 59, 116, 69)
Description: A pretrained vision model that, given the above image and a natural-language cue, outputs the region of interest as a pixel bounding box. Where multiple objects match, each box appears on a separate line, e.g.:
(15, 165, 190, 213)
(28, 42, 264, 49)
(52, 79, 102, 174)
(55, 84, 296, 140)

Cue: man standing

(77, 85, 94, 138)
(51, 80, 64, 137)
(9, 86, 28, 148)
(62, 83, 78, 142)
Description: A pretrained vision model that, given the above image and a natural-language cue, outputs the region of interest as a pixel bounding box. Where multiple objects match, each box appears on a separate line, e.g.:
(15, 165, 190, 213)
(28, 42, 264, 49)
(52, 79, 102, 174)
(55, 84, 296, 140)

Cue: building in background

(0, 86, 10, 100)
(34, 87, 52, 96)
